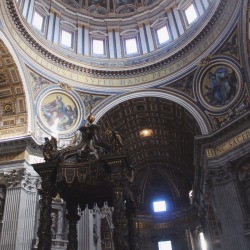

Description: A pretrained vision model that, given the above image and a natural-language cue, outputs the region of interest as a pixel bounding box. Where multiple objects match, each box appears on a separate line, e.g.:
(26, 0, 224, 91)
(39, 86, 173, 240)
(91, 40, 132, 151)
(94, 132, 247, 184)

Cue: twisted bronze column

(66, 201, 80, 250)
(112, 184, 129, 250)
(37, 187, 57, 250)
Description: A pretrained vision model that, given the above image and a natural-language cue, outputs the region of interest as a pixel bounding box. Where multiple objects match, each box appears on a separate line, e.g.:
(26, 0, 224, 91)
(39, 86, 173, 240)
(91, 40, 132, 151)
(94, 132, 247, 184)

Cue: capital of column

(137, 22, 144, 28)
(77, 23, 84, 29)
(55, 12, 61, 18)
(165, 7, 172, 14)
(83, 23, 90, 29)
(206, 164, 233, 185)
(108, 27, 114, 33)
(3, 169, 40, 192)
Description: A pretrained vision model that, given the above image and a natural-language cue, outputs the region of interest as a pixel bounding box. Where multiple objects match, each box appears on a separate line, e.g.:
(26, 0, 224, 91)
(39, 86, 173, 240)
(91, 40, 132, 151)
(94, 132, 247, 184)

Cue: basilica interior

(0, 0, 250, 249)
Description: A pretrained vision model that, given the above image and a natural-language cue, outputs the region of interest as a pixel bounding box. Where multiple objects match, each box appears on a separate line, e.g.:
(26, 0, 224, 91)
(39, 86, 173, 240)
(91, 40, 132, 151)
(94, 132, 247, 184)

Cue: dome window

(90, 31, 108, 57)
(61, 30, 73, 48)
(31, 11, 44, 32)
(158, 241, 172, 250)
(185, 3, 198, 25)
(156, 26, 170, 45)
(125, 38, 138, 55)
(92, 39, 105, 55)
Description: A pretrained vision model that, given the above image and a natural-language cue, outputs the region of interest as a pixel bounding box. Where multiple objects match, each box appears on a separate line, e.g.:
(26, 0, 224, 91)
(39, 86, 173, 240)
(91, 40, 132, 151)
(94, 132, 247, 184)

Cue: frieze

(0, 151, 26, 163)
(206, 128, 250, 158)
(0, 150, 43, 165)
(2, 0, 240, 86)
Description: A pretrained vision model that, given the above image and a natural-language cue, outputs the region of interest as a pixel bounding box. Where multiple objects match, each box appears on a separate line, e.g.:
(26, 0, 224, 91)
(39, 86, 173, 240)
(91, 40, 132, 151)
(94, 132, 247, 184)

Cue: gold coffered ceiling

(0, 40, 27, 139)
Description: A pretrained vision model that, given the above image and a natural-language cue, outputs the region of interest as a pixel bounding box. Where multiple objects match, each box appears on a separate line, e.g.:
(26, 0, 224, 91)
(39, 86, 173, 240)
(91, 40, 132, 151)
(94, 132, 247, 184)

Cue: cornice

(3, 0, 239, 80)
(0, 135, 41, 156)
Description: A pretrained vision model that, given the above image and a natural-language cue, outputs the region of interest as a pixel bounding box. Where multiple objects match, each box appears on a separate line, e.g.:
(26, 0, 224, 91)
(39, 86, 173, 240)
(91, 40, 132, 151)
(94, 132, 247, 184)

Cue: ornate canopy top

(42, 115, 124, 163)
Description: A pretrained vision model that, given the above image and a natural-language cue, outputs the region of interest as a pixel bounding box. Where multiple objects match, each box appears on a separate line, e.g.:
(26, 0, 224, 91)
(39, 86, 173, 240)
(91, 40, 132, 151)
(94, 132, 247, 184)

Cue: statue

(43, 137, 58, 161)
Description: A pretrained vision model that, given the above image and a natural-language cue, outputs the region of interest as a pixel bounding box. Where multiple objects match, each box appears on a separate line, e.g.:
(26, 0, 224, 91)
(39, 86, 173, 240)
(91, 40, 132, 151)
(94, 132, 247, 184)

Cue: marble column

(0, 169, 39, 250)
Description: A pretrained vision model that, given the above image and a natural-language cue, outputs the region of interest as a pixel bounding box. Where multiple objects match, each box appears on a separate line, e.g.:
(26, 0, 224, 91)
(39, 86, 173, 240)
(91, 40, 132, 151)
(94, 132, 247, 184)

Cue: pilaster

(83, 25, 89, 56)
(77, 24, 83, 55)
(144, 23, 154, 52)
(53, 12, 61, 44)
(114, 28, 121, 58)
(0, 169, 39, 250)
(27, 0, 35, 24)
(108, 28, 115, 59)
(138, 23, 148, 54)
(22, 0, 30, 19)
(204, 164, 250, 250)
(172, 8, 184, 35)
(47, 10, 55, 41)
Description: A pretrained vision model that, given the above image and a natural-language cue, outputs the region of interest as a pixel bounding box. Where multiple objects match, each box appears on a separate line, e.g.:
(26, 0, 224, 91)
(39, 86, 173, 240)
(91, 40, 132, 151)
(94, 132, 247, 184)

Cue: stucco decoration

(28, 69, 52, 100)
(37, 90, 82, 138)
(197, 60, 242, 112)
(166, 73, 194, 98)
(78, 92, 109, 115)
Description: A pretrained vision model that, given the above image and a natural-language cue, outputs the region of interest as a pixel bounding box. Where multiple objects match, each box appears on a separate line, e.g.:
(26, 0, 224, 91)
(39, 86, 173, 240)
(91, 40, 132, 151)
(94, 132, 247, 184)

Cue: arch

(94, 90, 211, 135)
(0, 31, 32, 136)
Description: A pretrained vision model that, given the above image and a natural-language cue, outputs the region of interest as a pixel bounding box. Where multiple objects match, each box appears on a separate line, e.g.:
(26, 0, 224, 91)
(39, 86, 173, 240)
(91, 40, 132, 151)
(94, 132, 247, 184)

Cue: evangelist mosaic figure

(204, 66, 237, 106)
(41, 94, 77, 131)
